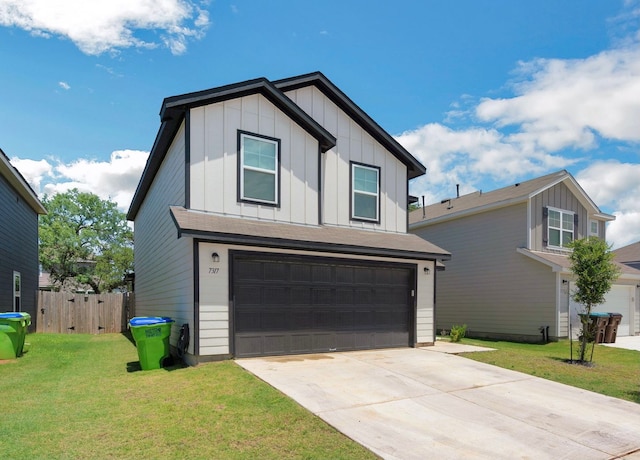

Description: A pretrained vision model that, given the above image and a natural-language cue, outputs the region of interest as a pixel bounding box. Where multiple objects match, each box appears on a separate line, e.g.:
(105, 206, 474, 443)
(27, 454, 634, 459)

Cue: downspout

(192, 240, 200, 357)
(317, 144, 323, 225)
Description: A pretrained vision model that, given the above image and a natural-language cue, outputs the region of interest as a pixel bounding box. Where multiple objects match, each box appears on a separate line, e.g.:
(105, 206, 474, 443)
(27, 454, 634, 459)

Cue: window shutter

(574, 214, 579, 240)
(542, 207, 548, 247)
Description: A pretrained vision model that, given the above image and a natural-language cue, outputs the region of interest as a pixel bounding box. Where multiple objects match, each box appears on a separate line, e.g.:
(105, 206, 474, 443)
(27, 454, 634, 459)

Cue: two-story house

(127, 72, 450, 364)
(410, 170, 640, 342)
(1, 148, 47, 328)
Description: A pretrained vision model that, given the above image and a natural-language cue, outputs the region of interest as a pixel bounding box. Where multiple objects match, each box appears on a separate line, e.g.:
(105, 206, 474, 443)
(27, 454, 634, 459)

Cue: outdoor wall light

(562, 280, 568, 284)
(211, 252, 220, 263)
(423, 267, 430, 274)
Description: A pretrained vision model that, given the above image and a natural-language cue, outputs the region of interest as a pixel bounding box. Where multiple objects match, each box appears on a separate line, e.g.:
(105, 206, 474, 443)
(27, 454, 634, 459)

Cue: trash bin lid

(589, 312, 610, 317)
(0, 313, 24, 319)
(130, 316, 174, 326)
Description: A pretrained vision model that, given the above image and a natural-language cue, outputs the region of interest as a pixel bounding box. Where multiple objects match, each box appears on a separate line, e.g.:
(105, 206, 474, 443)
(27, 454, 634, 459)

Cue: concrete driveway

(238, 345, 640, 460)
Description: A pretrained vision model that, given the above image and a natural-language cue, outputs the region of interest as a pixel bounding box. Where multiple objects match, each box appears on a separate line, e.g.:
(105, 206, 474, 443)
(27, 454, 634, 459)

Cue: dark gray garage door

(232, 252, 414, 357)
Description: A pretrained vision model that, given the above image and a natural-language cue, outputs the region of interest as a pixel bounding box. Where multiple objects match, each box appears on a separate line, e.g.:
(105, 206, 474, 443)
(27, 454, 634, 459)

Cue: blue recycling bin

(129, 317, 174, 370)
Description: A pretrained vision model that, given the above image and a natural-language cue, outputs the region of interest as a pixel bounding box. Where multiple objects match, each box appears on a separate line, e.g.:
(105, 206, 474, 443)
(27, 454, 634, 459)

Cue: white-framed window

(589, 220, 599, 237)
(238, 131, 280, 206)
(351, 162, 380, 222)
(13, 271, 21, 312)
(548, 208, 574, 248)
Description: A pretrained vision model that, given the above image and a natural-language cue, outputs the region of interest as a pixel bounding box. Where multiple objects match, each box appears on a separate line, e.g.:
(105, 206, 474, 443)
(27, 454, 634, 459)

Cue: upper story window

(589, 220, 599, 237)
(548, 208, 574, 248)
(351, 162, 380, 222)
(238, 131, 280, 206)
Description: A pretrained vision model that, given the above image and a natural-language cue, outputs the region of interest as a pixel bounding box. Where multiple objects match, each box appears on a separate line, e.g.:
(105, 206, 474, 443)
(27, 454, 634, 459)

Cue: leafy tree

(39, 189, 133, 294)
(568, 237, 620, 363)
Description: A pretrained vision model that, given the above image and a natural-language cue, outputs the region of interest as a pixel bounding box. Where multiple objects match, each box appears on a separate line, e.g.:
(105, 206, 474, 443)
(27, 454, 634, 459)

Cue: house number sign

(208, 267, 219, 274)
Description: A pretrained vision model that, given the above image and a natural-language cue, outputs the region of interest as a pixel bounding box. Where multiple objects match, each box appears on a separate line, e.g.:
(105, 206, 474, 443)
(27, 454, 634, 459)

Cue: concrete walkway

(602, 335, 640, 352)
(238, 347, 640, 459)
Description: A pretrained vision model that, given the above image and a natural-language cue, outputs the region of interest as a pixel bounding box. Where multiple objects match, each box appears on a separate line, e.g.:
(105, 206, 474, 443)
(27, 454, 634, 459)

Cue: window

(238, 131, 280, 205)
(13, 271, 21, 312)
(351, 163, 380, 222)
(548, 208, 574, 248)
(589, 220, 599, 237)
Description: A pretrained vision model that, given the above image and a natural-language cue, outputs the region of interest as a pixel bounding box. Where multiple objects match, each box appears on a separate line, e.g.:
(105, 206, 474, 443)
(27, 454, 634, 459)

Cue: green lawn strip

(459, 338, 640, 403)
(0, 334, 377, 460)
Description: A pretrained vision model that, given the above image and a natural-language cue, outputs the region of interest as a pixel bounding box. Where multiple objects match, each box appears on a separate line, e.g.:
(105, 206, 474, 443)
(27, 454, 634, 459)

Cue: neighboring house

(127, 72, 450, 364)
(615, 241, 640, 272)
(409, 170, 640, 342)
(0, 148, 47, 329)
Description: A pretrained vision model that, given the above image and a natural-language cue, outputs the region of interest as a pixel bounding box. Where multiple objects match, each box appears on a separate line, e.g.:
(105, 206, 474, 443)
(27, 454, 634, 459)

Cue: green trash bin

(129, 317, 174, 370)
(0, 313, 28, 359)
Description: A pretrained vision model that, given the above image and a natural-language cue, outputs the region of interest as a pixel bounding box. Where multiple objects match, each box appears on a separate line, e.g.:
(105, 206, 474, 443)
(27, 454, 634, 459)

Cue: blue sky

(1, 0, 639, 248)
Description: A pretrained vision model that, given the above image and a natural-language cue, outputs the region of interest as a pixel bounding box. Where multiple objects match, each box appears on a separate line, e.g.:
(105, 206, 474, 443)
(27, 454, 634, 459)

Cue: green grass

(458, 338, 640, 403)
(0, 333, 377, 460)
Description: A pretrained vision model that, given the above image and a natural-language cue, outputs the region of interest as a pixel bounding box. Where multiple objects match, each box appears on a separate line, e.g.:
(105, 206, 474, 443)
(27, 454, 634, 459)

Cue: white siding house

(128, 72, 449, 364)
(410, 170, 640, 342)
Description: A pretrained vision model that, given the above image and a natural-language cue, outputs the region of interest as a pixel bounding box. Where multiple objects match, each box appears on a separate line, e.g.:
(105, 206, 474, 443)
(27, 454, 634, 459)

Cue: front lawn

(459, 338, 640, 403)
(0, 333, 376, 460)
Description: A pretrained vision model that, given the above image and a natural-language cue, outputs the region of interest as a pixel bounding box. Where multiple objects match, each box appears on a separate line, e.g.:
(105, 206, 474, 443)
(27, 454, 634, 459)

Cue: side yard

(0, 333, 376, 460)
(459, 338, 640, 403)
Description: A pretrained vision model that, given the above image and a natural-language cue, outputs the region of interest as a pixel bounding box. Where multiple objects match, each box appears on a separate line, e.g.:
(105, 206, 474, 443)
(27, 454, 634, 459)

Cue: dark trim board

(229, 250, 417, 358)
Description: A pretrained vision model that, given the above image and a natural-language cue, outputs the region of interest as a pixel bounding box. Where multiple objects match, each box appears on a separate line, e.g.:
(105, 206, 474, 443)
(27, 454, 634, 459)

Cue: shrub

(450, 324, 467, 342)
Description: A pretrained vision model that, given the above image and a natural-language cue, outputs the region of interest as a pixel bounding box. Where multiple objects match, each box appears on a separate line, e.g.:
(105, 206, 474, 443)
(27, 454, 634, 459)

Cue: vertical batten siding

(416, 260, 436, 343)
(134, 122, 194, 353)
(0, 174, 39, 325)
(197, 244, 229, 355)
(530, 183, 588, 252)
(188, 94, 319, 225)
(284, 86, 407, 233)
(414, 203, 558, 341)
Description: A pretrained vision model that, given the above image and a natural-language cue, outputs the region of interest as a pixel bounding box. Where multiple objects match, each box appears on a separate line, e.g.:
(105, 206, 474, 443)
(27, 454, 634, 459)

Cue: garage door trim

(229, 250, 417, 357)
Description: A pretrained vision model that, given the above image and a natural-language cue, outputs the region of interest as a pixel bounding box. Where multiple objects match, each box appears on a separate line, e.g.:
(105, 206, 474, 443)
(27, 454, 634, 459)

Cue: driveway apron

(237, 347, 640, 460)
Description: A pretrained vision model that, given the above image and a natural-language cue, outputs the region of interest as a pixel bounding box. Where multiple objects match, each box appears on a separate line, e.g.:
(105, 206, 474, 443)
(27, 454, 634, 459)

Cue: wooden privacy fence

(36, 291, 135, 334)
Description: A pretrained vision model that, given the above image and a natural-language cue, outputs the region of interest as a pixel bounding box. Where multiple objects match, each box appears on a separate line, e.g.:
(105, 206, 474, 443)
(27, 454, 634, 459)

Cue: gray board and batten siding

(0, 149, 46, 326)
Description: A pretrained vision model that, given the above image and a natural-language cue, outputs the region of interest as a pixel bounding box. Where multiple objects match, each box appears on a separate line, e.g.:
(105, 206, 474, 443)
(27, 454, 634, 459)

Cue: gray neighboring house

(0, 148, 47, 328)
(410, 170, 640, 342)
(127, 72, 450, 364)
(615, 241, 640, 272)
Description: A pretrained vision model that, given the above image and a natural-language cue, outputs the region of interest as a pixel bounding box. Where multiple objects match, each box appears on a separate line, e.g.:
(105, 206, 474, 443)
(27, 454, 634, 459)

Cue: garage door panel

(233, 253, 414, 357)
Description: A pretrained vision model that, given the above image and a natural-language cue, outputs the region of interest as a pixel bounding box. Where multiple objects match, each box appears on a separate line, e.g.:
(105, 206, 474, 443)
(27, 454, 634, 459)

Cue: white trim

(13, 271, 21, 312)
(547, 206, 574, 249)
(351, 163, 380, 221)
(239, 133, 279, 205)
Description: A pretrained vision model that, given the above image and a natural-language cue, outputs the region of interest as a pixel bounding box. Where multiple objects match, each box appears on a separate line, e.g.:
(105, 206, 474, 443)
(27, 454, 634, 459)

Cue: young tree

(39, 189, 134, 294)
(568, 237, 620, 363)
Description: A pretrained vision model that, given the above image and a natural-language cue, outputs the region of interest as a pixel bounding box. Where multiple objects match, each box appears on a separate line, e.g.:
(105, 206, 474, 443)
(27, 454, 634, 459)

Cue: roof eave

(127, 77, 338, 221)
(0, 149, 47, 215)
(274, 72, 426, 179)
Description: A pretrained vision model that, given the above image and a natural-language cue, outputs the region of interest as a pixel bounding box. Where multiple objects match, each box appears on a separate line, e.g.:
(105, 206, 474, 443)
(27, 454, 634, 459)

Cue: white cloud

(576, 161, 640, 248)
(400, 7, 640, 250)
(58, 81, 70, 90)
(476, 46, 640, 152)
(396, 122, 574, 199)
(11, 150, 149, 212)
(0, 0, 210, 55)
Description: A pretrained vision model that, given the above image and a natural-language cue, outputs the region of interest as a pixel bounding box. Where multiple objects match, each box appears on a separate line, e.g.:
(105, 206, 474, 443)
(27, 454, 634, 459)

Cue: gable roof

(0, 148, 46, 214)
(170, 206, 450, 261)
(410, 170, 614, 227)
(615, 241, 640, 269)
(274, 72, 426, 179)
(127, 76, 338, 220)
